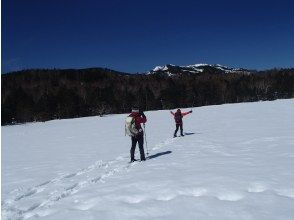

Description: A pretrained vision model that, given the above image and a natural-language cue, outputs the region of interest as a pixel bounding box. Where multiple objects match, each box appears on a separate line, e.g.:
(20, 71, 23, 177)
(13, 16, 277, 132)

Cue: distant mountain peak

(152, 64, 175, 72)
(147, 63, 251, 76)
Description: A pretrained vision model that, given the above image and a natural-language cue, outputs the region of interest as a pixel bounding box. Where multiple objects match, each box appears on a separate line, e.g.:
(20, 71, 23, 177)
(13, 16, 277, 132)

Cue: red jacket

(170, 110, 191, 124)
(129, 112, 147, 134)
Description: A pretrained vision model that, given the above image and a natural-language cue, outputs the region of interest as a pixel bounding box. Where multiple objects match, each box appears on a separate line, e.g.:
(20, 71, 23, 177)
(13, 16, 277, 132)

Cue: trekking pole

(143, 123, 149, 156)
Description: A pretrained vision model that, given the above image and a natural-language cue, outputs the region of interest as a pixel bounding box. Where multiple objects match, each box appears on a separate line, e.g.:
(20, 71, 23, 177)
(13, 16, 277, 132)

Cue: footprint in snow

(216, 192, 244, 201)
(248, 182, 268, 193)
(152, 138, 175, 150)
(275, 189, 294, 199)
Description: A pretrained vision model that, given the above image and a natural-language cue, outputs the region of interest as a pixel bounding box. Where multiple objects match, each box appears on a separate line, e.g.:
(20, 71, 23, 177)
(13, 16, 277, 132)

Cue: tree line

(2, 67, 294, 125)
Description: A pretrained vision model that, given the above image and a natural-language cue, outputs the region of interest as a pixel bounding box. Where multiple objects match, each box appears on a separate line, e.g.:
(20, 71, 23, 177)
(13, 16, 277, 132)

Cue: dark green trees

(2, 68, 294, 124)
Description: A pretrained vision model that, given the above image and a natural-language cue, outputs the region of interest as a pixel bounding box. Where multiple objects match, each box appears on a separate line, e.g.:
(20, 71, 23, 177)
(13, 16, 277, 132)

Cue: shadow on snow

(147, 151, 172, 160)
(184, 132, 202, 135)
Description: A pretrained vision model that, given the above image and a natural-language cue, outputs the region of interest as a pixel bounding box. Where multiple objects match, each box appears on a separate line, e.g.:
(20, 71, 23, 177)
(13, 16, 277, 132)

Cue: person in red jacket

(170, 109, 192, 137)
(128, 107, 147, 162)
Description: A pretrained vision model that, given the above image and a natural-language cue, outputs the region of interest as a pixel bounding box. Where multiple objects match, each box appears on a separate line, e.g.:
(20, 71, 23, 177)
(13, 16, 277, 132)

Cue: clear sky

(2, 0, 294, 73)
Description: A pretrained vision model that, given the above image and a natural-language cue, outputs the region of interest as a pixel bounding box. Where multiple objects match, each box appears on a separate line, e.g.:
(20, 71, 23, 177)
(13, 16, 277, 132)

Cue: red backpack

(174, 112, 183, 124)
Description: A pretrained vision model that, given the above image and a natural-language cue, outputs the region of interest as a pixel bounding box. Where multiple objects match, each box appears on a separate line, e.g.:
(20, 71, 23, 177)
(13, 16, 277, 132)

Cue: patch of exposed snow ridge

(187, 63, 210, 68)
(152, 64, 175, 72)
(153, 66, 164, 71)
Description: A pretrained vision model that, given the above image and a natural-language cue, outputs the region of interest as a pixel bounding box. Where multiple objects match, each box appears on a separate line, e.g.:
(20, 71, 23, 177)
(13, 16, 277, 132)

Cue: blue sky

(2, 0, 294, 73)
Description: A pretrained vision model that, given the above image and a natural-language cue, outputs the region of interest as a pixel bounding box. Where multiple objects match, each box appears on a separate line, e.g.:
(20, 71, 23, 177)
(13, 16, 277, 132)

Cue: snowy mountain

(147, 63, 251, 76)
(2, 99, 294, 219)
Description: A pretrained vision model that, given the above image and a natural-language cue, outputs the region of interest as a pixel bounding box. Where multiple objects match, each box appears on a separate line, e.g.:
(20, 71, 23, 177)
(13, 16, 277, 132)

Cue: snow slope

(2, 99, 294, 220)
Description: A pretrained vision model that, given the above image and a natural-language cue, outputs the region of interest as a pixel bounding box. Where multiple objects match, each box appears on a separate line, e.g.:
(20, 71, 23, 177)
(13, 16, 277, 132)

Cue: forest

(2, 67, 294, 125)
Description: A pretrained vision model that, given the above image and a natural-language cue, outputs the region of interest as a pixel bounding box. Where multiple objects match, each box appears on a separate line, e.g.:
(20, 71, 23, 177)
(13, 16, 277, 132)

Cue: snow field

(2, 99, 294, 219)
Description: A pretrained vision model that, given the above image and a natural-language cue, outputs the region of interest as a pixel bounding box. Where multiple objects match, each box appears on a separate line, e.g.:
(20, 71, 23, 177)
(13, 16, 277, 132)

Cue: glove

(189, 110, 193, 113)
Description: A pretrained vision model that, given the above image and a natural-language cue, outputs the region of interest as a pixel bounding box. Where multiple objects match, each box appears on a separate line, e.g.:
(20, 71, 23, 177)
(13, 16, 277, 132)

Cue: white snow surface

(152, 65, 175, 72)
(2, 99, 294, 220)
(187, 63, 210, 67)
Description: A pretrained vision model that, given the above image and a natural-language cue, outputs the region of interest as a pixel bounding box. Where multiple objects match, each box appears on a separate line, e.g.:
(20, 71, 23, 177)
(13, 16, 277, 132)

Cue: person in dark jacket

(128, 107, 147, 162)
(170, 109, 192, 137)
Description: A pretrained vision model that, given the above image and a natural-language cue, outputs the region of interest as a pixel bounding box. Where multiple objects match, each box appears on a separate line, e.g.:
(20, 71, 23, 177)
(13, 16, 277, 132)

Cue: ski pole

(143, 123, 149, 155)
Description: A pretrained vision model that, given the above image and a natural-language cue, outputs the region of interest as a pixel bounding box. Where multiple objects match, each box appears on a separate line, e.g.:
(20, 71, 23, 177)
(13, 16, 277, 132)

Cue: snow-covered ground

(2, 99, 294, 220)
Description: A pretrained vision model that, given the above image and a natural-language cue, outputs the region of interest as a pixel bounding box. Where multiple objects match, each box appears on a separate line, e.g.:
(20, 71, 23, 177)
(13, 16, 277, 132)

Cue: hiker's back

(174, 111, 183, 124)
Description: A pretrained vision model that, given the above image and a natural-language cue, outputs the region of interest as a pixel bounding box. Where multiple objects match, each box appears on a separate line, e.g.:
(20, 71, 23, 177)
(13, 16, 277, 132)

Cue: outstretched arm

(170, 111, 175, 116)
(181, 110, 192, 116)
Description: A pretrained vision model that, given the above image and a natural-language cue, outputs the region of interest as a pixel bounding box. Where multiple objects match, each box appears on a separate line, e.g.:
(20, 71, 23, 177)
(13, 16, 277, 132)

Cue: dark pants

(131, 134, 145, 161)
(174, 123, 183, 136)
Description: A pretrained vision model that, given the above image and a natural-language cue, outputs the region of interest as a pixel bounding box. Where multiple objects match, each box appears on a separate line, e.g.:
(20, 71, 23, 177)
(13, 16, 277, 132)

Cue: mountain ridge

(2, 66, 293, 125)
(147, 63, 253, 76)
